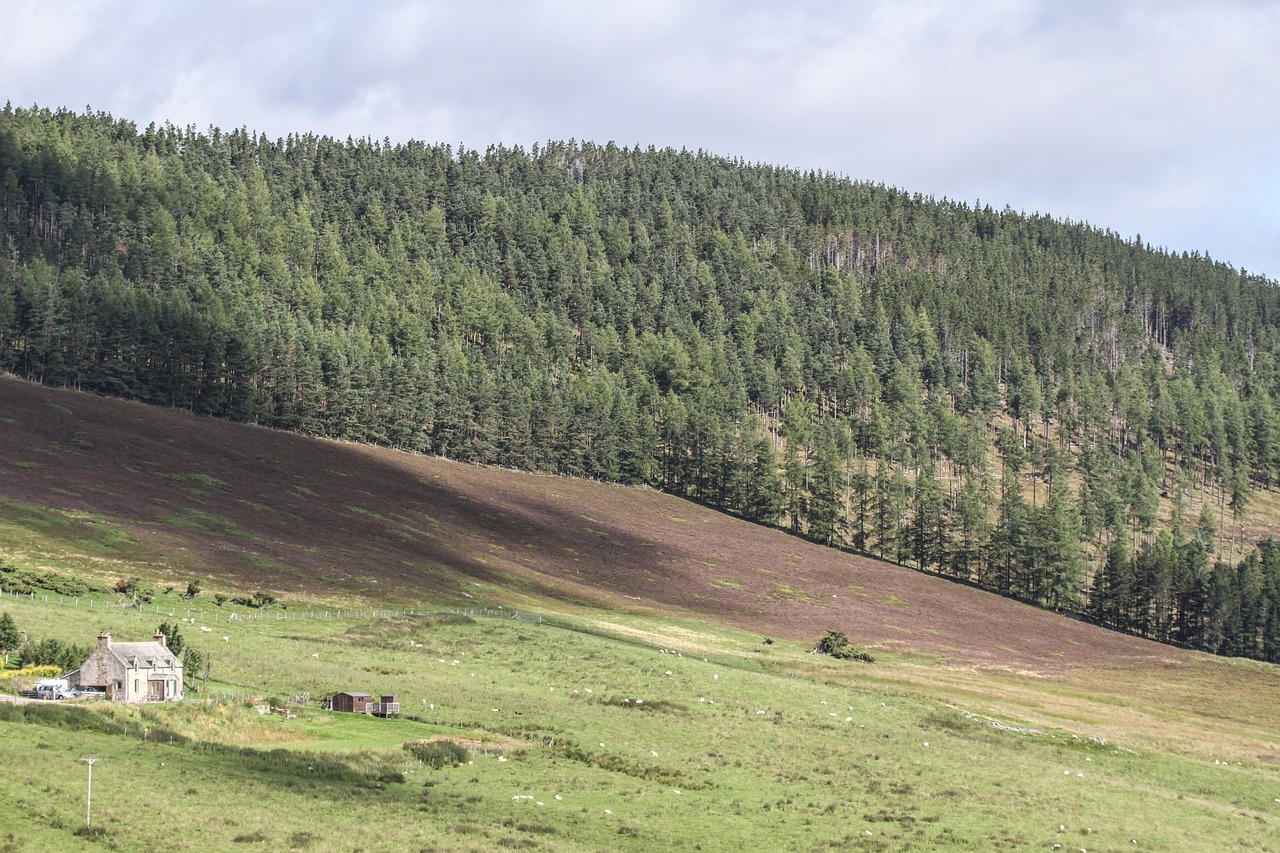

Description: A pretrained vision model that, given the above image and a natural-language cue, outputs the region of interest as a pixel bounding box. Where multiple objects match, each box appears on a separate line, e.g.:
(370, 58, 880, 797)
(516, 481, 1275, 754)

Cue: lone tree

(0, 612, 19, 664)
(813, 630, 874, 663)
(182, 646, 211, 693)
(156, 622, 185, 657)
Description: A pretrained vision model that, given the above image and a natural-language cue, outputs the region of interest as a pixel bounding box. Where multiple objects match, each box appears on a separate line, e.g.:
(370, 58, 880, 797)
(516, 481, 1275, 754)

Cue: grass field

(1, 592, 1277, 853)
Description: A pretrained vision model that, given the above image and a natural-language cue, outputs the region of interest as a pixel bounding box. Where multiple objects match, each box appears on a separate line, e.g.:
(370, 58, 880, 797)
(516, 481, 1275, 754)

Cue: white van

(35, 678, 71, 700)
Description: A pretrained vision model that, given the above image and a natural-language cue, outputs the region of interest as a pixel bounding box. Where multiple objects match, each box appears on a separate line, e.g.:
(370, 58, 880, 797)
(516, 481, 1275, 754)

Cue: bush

(115, 576, 154, 604)
(813, 630, 875, 663)
(404, 739, 471, 769)
(0, 664, 61, 679)
(230, 592, 277, 608)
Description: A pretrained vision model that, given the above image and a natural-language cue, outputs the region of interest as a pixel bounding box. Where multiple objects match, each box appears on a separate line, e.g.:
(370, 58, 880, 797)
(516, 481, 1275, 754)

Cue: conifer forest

(3, 105, 1279, 661)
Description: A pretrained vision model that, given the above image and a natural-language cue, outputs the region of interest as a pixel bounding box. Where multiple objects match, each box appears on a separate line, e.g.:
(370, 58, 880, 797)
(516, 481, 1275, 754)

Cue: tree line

(2, 104, 1279, 661)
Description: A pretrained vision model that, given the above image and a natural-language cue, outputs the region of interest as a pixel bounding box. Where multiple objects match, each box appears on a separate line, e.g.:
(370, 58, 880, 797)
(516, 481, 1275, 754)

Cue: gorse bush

(0, 664, 62, 681)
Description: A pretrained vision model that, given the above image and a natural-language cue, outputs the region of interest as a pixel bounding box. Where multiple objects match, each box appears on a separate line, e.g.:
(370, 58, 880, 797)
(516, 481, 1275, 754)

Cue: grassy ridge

(0, 593, 1277, 852)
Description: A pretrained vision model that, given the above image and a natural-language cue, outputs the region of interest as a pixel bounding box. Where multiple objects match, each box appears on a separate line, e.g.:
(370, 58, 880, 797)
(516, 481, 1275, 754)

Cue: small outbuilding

(329, 691, 373, 713)
(326, 691, 399, 717)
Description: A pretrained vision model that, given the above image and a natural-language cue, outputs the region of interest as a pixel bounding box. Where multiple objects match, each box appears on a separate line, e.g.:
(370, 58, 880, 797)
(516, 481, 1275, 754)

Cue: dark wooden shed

(330, 691, 372, 713)
(371, 694, 400, 717)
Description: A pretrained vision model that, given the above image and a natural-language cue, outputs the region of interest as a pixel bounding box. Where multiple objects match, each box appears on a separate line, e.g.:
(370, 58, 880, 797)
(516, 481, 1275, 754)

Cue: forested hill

(2, 104, 1278, 662)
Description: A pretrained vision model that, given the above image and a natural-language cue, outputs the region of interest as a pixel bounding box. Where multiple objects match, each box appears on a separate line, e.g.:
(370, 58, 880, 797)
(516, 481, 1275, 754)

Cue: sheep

(311, 653, 319, 658)
(222, 636, 229, 642)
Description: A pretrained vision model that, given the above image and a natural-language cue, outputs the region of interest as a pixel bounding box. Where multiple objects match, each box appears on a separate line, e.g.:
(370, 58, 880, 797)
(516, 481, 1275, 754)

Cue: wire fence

(0, 588, 543, 624)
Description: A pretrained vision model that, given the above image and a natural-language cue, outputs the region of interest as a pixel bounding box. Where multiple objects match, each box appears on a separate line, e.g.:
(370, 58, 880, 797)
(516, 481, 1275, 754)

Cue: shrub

(813, 630, 875, 663)
(0, 563, 104, 597)
(404, 739, 471, 769)
(230, 592, 277, 608)
(114, 576, 153, 605)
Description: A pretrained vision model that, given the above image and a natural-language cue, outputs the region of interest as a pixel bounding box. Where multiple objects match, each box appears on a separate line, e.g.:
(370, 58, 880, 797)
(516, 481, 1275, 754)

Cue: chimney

(98, 632, 111, 650)
(154, 630, 166, 648)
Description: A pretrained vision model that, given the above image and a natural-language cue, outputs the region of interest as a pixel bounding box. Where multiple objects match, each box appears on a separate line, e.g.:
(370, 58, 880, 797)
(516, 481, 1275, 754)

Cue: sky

(4, 0, 1279, 280)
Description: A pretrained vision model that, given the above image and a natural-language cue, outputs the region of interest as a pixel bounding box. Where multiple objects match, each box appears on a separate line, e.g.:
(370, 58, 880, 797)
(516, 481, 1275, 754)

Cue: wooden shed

(371, 694, 400, 718)
(330, 691, 372, 713)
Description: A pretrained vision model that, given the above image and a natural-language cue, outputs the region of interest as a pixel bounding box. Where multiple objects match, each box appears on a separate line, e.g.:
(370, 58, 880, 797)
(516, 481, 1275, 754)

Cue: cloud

(3, 0, 1278, 277)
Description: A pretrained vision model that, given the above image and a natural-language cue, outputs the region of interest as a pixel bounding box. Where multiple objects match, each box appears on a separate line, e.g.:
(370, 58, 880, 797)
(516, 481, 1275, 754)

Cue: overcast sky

(5, 1, 1279, 279)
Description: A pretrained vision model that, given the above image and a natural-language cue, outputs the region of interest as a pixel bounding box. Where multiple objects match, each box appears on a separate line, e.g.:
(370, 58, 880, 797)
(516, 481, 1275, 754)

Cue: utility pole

(78, 758, 98, 829)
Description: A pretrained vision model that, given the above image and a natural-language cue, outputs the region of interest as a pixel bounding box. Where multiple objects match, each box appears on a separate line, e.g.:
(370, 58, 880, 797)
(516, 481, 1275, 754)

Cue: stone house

(66, 631, 183, 702)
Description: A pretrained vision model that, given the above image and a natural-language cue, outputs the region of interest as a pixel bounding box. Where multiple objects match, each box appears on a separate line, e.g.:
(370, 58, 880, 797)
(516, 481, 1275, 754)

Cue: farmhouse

(66, 631, 183, 702)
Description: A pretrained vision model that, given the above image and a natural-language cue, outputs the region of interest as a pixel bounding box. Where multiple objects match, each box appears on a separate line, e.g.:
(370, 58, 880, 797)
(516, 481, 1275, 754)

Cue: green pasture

(0, 592, 1277, 852)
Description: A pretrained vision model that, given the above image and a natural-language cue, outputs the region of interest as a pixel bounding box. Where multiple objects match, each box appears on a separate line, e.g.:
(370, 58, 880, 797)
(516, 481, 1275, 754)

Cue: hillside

(3, 106, 1280, 662)
(0, 375, 1187, 676)
(3, 376, 1280, 852)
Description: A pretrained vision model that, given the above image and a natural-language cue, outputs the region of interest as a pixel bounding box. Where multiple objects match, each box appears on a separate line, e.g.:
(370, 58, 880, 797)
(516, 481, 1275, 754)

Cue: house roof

(108, 641, 180, 670)
(335, 691, 372, 698)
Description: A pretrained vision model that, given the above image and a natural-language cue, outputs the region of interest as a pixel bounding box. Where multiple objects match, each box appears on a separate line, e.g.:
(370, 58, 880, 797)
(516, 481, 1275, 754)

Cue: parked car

(35, 679, 73, 700)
